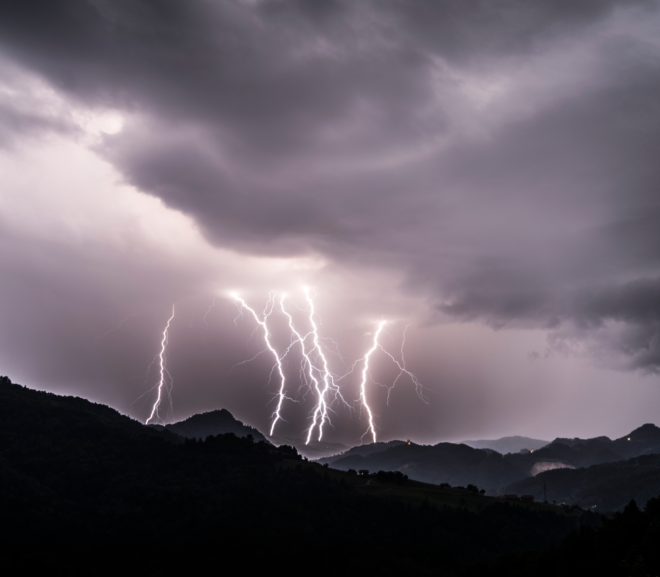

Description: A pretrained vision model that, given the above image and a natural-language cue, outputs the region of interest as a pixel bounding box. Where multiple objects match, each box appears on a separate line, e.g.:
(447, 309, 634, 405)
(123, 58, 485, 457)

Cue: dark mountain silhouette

(320, 441, 527, 490)
(319, 426, 660, 499)
(545, 425, 660, 460)
(0, 375, 595, 574)
(552, 435, 613, 448)
(0, 374, 177, 442)
(163, 409, 267, 442)
(462, 435, 549, 454)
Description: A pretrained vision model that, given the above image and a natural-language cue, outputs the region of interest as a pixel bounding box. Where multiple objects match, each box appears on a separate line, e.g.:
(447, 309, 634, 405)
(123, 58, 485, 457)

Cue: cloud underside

(1, 0, 660, 371)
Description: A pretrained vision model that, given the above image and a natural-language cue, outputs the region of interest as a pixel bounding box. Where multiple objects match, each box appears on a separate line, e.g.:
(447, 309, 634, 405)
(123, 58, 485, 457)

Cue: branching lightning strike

(146, 305, 176, 425)
(382, 324, 429, 405)
(279, 295, 323, 443)
(303, 286, 350, 444)
(231, 293, 293, 435)
(230, 289, 427, 444)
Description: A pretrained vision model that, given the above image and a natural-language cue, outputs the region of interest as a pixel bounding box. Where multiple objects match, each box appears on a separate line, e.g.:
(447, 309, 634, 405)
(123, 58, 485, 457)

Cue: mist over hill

(501, 454, 660, 512)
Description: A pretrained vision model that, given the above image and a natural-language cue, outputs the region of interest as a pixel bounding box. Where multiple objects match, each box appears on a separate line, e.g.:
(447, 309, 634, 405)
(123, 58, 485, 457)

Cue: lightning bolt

(232, 293, 291, 435)
(383, 324, 429, 405)
(303, 287, 352, 444)
(203, 296, 216, 327)
(279, 294, 323, 441)
(146, 305, 176, 425)
(229, 289, 426, 445)
(358, 320, 385, 443)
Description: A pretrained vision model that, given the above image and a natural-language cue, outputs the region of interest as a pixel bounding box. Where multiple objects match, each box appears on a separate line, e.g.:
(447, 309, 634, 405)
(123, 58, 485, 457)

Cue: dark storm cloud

(545, 278, 660, 373)
(385, 0, 636, 61)
(2, 0, 660, 372)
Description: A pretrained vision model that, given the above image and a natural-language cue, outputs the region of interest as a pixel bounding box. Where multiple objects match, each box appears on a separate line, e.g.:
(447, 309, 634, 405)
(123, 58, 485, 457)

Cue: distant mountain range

(462, 436, 549, 454)
(320, 441, 528, 490)
(318, 424, 660, 506)
(271, 434, 557, 461)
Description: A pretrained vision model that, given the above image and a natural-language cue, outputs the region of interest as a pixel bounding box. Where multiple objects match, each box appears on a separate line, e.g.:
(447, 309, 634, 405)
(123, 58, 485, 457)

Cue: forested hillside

(466, 498, 660, 577)
(0, 376, 588, 575)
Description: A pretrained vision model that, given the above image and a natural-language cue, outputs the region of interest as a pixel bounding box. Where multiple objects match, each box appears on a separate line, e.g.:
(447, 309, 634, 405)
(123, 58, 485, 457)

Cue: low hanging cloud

(1, 0, 660, 372)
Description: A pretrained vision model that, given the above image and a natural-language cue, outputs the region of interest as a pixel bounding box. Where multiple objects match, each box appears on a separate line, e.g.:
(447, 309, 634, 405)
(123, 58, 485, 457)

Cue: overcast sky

(1, 0, 660, 445)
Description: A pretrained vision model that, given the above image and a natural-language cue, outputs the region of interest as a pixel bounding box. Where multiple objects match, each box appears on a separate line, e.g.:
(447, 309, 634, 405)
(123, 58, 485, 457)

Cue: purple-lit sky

(1, 0, 660, 445)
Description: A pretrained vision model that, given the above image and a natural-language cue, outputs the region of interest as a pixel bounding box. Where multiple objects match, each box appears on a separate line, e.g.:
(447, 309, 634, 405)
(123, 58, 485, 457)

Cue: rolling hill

(163, 408, 267, 442)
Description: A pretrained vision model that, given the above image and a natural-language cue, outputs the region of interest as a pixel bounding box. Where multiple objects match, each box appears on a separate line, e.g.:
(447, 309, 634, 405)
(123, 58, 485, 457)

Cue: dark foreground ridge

(2, 376, 602, 576)
(465, 498, 660, 577)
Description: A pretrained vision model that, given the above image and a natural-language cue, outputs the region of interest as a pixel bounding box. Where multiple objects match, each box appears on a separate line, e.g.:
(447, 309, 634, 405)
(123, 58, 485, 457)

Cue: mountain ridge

(462, 435, 550, 454)
(163, 408, 268, 442)
(318, 425, 660, 503)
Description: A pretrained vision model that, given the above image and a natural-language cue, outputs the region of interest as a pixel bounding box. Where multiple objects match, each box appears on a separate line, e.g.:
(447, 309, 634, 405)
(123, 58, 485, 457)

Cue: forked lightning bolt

(383, 324, 429, 405)
(229, 289, 427, 444)
(280, 290, 352, 444)
(231, 293, 291, 435)
(146, 305, 176, 425)
(303, 286, 337, 444)
(279, 295, 323, 443)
